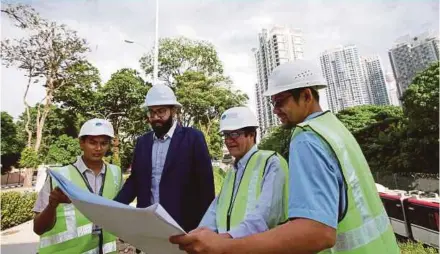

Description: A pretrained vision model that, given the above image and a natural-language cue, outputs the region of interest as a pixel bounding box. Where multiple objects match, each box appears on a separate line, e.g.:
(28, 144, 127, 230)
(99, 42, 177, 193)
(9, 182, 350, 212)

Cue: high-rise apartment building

(253, 26, 304, 136)
(361, 55, 390, 106)
(388, 32, 439, 97)
(320, 45, 370, 113)
(385, 72, 401, 106)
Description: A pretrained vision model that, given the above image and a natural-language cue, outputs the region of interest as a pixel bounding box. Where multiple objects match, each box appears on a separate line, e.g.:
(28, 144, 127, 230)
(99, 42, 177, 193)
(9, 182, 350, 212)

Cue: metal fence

(373, 172, 439, 193)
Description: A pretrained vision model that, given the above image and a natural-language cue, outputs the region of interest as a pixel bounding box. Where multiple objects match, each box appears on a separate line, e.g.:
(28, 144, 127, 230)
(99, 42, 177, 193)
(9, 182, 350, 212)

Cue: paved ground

(0, 220, 142, 254)
(1, 220, 39, 254)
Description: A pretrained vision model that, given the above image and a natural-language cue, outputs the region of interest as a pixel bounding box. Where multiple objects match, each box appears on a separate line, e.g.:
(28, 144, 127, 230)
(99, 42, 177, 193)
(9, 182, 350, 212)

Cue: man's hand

(169, 227, 228, 254)
(48, 187, 71, 208)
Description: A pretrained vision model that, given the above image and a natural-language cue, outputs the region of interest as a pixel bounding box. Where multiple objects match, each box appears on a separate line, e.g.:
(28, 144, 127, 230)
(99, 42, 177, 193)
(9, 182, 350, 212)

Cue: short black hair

(290, 87, 320, 102)
(242, 127, 257, 144)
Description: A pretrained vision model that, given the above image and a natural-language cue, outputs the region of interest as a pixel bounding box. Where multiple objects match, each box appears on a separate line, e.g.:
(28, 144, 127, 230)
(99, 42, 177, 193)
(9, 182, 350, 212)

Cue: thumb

(189, 227, 208, 234)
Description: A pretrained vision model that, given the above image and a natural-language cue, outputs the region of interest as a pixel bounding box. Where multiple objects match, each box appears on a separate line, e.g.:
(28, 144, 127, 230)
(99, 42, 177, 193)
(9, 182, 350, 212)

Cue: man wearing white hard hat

(170, 60, 399, 254)
(33, 118, 122, 254)
(193, 106, 289, 238)
(114, 84, 215, 233)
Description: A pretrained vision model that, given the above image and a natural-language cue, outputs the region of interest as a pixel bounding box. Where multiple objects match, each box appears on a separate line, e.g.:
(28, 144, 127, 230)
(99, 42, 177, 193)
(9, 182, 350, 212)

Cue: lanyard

(71, 163, 107, 196)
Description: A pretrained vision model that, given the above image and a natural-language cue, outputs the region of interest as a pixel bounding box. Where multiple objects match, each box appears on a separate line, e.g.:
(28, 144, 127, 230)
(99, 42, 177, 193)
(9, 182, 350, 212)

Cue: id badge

(92, 224, 102, 235)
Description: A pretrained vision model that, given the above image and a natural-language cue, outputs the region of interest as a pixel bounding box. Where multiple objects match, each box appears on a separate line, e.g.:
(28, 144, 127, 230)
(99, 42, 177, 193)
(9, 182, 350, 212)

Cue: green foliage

(54, 60, 102, 114)
(45, 135, 81, 165)
(1, 191, 37, 230)
(337, 105, 404, 133)
(19, 147, 41, 168)
(16, 105, 81, 158)
(174, 71, 248, 159)
(140, 38, 248, 159)
(258, 126, 292, 160)
(261, 61, 438, 175)
(213, 167, 226, 195)
(400, 61, 439, 173)
(399, 240, 438, 254)
(96, 68, 150, 164)
(140, 37, 224, 85)
(1, 111, 24, 155)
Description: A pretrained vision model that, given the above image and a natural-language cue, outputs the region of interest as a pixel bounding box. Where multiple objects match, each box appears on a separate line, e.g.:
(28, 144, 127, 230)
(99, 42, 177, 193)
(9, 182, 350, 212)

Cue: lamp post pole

(153, 0, 159, 86)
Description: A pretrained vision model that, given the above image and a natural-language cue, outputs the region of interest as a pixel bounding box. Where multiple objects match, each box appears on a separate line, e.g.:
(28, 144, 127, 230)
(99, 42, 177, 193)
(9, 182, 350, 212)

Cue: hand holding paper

(48, 169, 186, 254)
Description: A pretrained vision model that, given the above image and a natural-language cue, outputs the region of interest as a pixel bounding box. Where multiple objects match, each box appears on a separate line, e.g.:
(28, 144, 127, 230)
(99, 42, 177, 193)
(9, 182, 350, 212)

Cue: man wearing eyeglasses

(170, 60, 399, 254)
(195, 106, 289, 240)
(114, 84, 215, 235)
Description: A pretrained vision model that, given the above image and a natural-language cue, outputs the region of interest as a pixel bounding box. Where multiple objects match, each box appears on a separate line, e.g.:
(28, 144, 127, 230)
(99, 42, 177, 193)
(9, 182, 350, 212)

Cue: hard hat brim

(263, 83, 327, 97)
(143, 101, 182, 108)
(219, 124, 259, 133)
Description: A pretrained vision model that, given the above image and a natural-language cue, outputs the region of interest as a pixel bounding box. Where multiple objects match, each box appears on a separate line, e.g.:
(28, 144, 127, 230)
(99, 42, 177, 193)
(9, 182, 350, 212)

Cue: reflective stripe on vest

(244, 151, 271, 216)
(39, 204, 93, 248)
(82, 241, 117, 254)
(39, 163, 121, 253)
(216, 150, 288, 232)
(334, 210, 389, 251)
(294, 111, 399, 253)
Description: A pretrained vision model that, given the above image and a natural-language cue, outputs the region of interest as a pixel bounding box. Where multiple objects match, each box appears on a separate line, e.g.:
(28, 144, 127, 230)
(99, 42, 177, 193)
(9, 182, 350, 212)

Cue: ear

(303, 88, 313, 102)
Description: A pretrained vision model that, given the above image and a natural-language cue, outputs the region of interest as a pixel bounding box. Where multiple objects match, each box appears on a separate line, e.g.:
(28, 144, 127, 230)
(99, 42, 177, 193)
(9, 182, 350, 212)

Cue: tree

(400, 61, 439, 173)
(140, 37, 224, 85)
(1, 3, 89, 152)
(19, 147, 41, 187)
(96, 68, 150, 165)
(337, 105, 404, 133)
(140, 37, 248, 159)
(45, 135, 81, 165)
(1, 112, 24, 156)
(258, 126, 292, 160)
(16, 104, 80, 157)
(53, 60, 102, 115)
(175, 71, 248, 158)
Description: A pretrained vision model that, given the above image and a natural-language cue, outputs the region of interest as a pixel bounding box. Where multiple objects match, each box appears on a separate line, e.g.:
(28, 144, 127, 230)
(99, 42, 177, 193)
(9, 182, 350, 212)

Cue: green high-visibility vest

(292, 111, 400, 253)
(38, 163, 122, 254)
(216, 150, 289, 233)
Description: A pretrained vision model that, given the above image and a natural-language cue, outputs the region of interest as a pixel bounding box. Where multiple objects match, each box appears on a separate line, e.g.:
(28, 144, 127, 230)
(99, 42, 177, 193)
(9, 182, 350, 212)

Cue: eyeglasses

(270, 94, 292, 109)
(221, 131, 245, 140)
(147, 108, 169, 119)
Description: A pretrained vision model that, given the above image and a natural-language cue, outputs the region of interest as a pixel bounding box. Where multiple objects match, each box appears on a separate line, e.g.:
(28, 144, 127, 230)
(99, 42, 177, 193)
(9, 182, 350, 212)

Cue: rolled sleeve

(288, 132, 342, 229)
(33, 176, 51, 213)
(228, 155, 286, 238)
(198, 197, 218, 232)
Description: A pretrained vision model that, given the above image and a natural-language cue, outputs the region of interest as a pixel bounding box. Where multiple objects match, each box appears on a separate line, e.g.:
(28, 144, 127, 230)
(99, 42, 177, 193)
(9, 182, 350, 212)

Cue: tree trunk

(23, 167, 34, 188)
(112, 133, 120, 166)
(34, 80, 54, 152)
(24, 75, 33, 147)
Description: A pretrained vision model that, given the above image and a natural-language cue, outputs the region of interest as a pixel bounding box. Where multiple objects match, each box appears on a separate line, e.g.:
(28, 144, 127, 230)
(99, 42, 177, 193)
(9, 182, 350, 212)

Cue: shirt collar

(74, 156, 106, 175)
(305, 111, 325, 122)
(234, 145, 258, 171)
(153, 120, 177, 140)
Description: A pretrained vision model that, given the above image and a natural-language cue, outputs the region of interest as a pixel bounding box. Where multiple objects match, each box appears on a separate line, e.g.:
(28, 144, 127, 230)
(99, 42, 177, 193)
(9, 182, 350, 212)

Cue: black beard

(151, 117, 173, 138)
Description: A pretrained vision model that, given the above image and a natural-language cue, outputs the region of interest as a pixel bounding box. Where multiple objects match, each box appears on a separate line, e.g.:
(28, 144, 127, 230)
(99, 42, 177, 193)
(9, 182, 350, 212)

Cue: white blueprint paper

(48, 169, 186, 254)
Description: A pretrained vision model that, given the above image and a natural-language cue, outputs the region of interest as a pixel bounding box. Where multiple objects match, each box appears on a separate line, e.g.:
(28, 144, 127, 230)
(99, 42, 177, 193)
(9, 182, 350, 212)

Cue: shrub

(399, 240, 438, 254)
(1, 191, 37, 230)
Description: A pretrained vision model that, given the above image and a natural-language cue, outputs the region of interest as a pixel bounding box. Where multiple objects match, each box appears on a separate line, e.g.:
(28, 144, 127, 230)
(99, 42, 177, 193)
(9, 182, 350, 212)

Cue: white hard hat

(144, 84, 182, 107)
(79, 118, 114, 138)
(263, 59, 327, 97)
(219, 106, 259, 132)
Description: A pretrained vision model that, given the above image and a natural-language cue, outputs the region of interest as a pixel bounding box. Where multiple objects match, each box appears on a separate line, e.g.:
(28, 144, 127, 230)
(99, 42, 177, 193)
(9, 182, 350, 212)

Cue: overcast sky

(1, 0, 439, 119)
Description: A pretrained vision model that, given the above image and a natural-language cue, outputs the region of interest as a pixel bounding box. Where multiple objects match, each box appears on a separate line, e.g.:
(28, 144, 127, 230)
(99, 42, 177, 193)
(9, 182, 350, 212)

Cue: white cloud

(1, 0, 439, 120)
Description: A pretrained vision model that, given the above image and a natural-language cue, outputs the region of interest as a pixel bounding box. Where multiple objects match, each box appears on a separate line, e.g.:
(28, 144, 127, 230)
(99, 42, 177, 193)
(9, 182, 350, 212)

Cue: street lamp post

(124, 0, 159, 86)
(153, 0, 159, 86)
